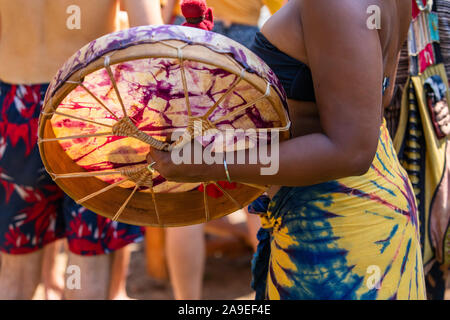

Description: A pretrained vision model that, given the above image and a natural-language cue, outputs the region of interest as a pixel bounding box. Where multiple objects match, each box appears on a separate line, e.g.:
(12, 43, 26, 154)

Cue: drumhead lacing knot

(112, 117, 169, 151)
(119, 166, 154, 188)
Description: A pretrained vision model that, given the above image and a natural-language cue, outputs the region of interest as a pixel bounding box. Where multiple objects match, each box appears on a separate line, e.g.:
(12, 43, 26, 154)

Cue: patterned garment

(393, 64, 450, 299)
(251, 120, 426, 300)
(384, 0, 450, 300)
(385, 42, 409, 138)
(387, 0, 450, 137)
(436, 0, 450, 74)
(0, 81, 143, 255)
(0, 82, 66, 254)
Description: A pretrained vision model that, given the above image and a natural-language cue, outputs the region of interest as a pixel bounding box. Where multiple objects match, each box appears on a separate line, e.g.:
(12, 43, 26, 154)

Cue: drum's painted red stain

(72, 136, 125, 163)
(245, 108, 273, 129)
(53, 118, 88, 129)
(97, 70, 112, 87)
(83, 160, 147, 172)
(72, 137, 90, 144)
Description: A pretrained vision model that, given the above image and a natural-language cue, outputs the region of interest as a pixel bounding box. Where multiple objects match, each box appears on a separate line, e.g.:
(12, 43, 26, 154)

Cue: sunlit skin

(147, 0, 412, 197)
(0, 0, 163, 300)
(0, 0, 163, 84)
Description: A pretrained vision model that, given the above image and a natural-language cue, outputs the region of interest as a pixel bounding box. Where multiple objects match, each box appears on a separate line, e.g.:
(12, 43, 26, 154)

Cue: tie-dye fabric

(252, 120, 426, 300)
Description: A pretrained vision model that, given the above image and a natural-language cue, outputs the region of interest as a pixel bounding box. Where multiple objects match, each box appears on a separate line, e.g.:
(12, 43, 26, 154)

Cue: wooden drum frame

(38, 25, 290, 227)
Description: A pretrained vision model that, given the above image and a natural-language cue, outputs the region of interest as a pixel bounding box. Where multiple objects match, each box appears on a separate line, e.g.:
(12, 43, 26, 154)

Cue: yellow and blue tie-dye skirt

(250, 120, 426, 300)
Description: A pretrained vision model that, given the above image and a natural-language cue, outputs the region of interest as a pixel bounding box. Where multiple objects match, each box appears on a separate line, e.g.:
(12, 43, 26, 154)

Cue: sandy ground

(30, 208, 450, 300)
(125, 211, 256, 300)
(33, 210, 256, 300)
(33, 239, 450, 300)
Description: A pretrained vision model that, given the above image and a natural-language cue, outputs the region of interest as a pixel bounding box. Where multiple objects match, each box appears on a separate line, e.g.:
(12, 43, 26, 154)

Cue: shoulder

(299, 0, 371, 20)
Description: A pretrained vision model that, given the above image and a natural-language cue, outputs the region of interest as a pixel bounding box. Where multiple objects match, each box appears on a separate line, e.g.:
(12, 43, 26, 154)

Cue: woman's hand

(146, 143, 224, 183)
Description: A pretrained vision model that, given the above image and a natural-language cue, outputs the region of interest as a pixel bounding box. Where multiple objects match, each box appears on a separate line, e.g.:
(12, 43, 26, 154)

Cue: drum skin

(38, 25, 290, 227)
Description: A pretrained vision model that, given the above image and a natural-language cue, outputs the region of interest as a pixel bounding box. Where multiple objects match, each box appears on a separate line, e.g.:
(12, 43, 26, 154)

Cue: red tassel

(180, 0, 214, 31)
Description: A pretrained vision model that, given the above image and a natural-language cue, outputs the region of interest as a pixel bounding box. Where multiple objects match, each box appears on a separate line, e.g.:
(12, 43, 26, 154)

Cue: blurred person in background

(163, 0, 287, 46)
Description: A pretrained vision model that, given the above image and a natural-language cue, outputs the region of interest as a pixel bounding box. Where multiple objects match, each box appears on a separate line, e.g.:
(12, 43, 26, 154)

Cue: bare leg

(0, 250, 43, 299)
(244, 207, 261, 252)
(41, 240, 65, 300)
(165, 224, 205, 300)
(64, 252, 110, 300)
(108, 246, 132, 300)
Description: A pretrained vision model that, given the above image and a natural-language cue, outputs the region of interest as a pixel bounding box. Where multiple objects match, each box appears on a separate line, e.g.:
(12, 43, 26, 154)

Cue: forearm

(121, 0, 163, 26)
(189, 133, 372, 187)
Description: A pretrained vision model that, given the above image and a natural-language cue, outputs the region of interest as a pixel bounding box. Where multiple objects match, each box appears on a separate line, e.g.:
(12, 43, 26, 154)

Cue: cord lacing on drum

(40, 40, 282, 225)
(112, 117, 170, 151)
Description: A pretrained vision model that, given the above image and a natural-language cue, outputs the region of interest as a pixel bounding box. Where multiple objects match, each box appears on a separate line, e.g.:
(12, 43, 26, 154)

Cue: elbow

(345, 149, 376, 177)
(330, 128, 380, 178)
